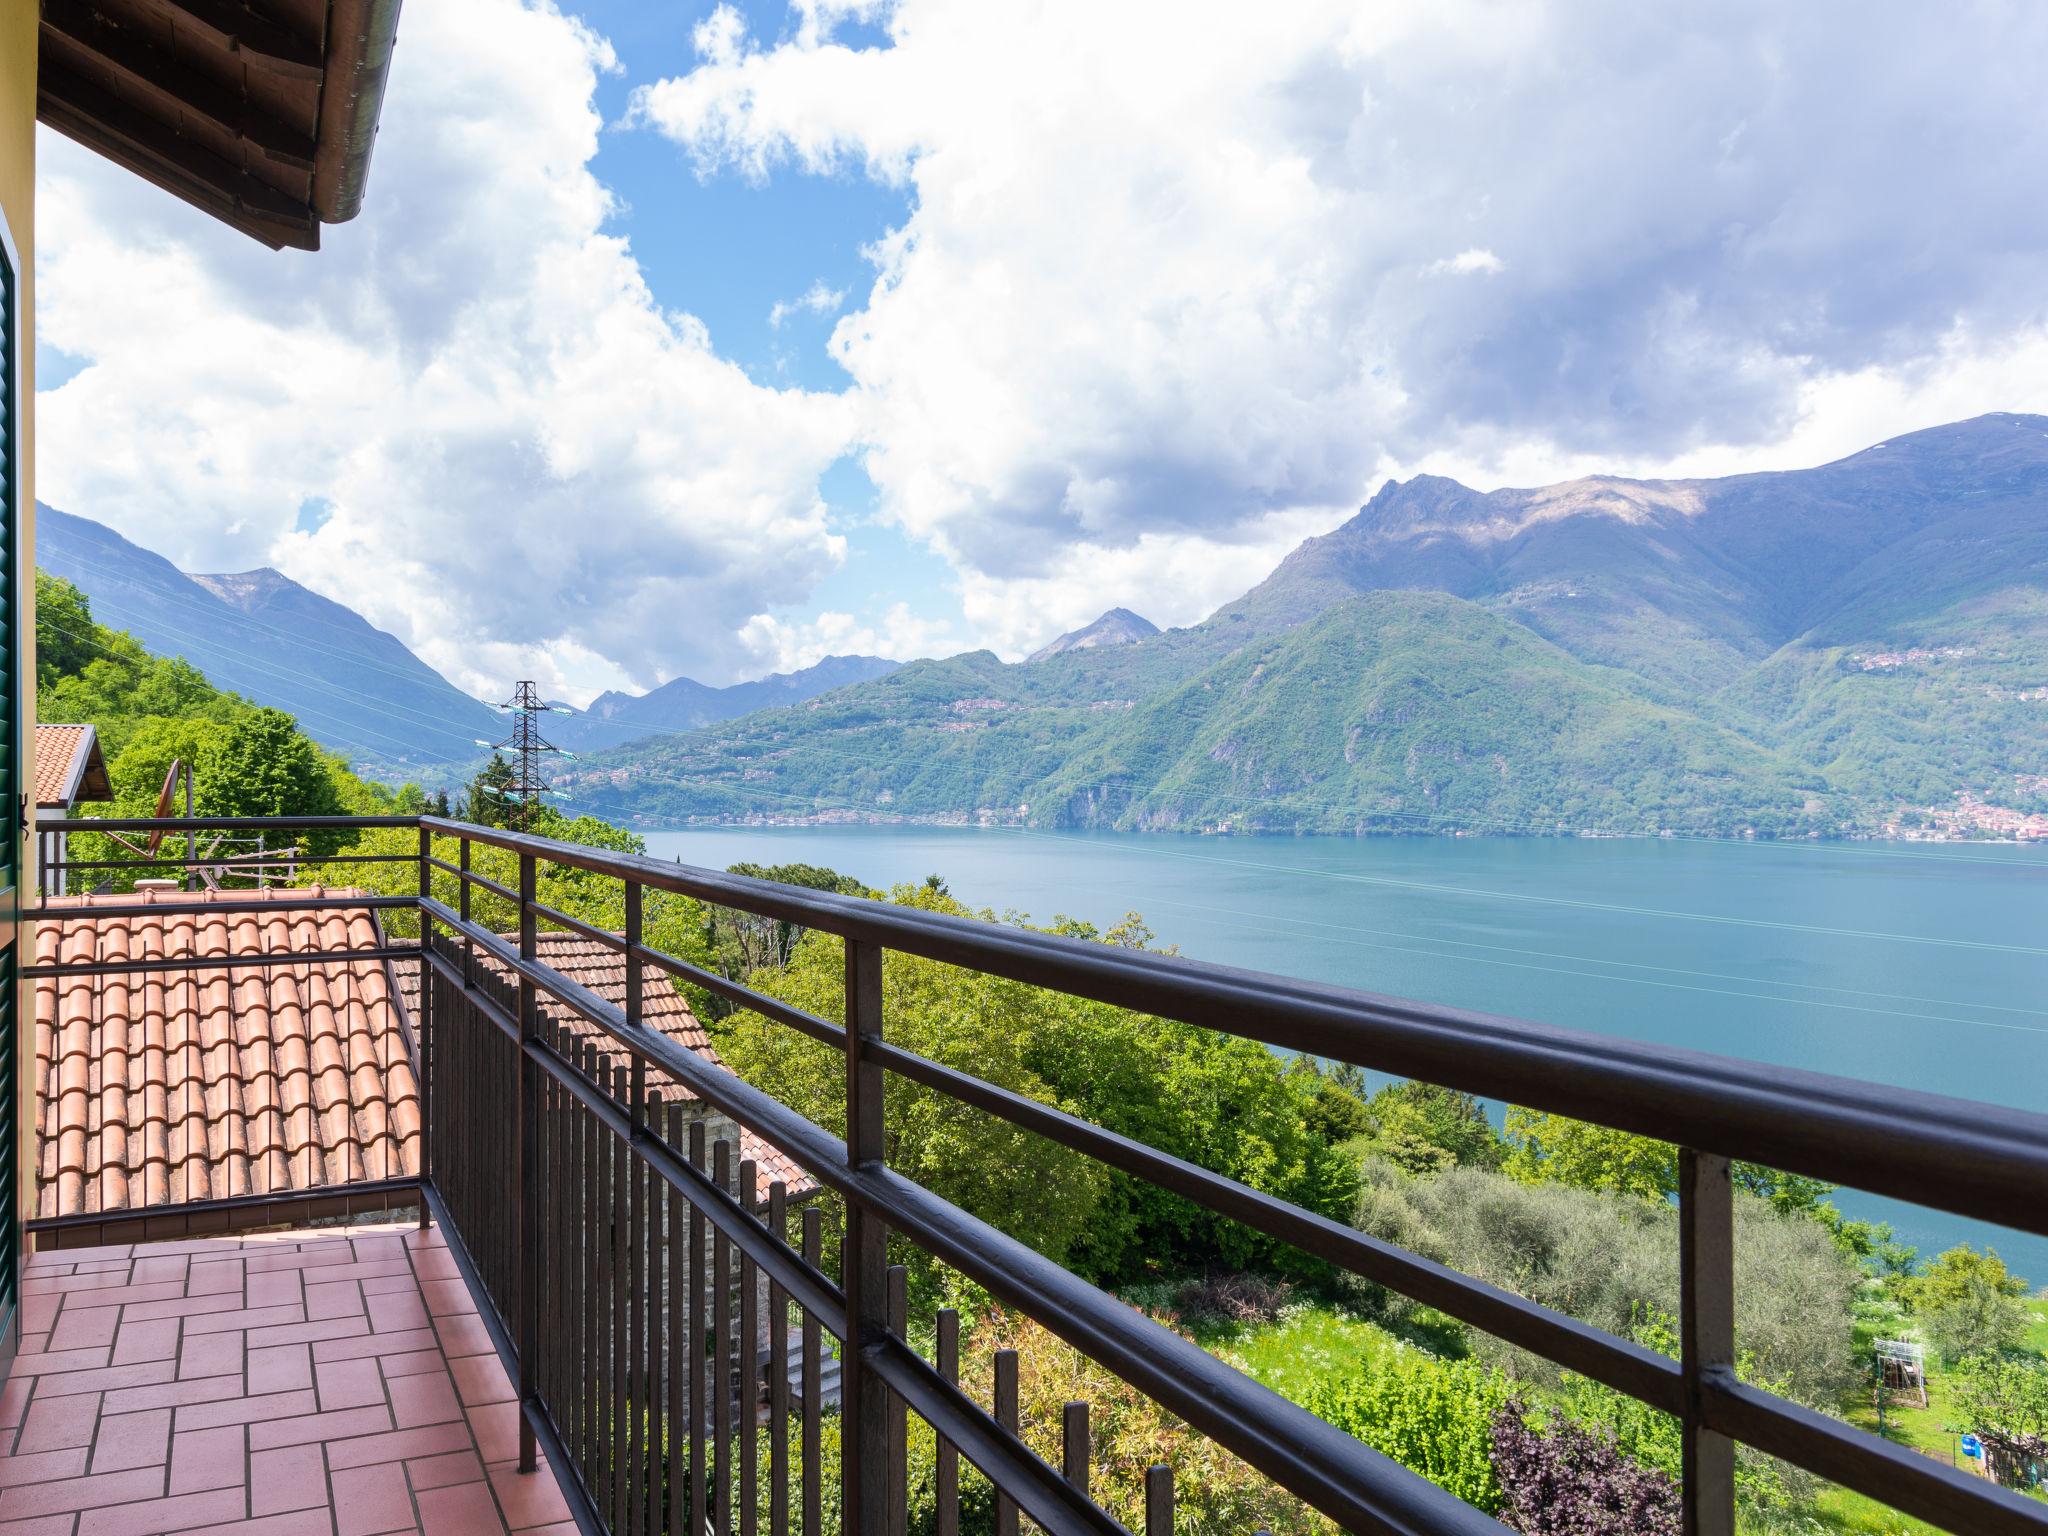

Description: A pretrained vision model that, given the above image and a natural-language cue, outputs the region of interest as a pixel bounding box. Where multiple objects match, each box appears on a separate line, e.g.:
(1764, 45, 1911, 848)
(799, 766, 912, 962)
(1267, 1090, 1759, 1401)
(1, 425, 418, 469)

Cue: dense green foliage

(1904, 1245, 2033, 1363)
(1304, 1349, 1513, 1512)
(37, 574, 394, 871)
(714, 884, 1356, 1293)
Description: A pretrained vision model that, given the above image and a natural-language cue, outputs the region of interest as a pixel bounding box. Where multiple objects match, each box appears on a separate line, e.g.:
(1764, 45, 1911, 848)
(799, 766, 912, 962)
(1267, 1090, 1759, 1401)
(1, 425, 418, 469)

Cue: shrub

(1302, 1348, 1512, 1513)
(1175, 1273, 1296, 1327)
(1905, 1245, 2031, 1363)
(1488, 1405, 1680, 1536)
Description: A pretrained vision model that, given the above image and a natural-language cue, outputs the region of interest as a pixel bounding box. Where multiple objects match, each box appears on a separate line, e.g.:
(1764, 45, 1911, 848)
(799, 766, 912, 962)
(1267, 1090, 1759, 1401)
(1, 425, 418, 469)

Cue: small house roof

(34, 887, 419, 1220)
(33, 724, 112, 809)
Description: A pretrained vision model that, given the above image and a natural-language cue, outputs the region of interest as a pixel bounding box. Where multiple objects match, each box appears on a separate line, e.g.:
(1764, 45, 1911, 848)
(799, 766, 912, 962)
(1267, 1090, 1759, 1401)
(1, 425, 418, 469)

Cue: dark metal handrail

(28, 811, 2048, 1536)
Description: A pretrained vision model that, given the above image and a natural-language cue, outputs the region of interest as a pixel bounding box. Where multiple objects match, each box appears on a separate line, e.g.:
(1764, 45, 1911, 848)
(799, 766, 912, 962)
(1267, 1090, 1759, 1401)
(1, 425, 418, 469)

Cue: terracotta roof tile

(33, 888, 419, 1221)
(33, 724, 112, 808)
(395, 932, 813, 1196)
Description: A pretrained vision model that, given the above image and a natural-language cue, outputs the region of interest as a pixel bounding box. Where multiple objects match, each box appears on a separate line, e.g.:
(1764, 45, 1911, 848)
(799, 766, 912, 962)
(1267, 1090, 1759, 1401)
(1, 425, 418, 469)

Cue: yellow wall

(1, 0, 33, 1323)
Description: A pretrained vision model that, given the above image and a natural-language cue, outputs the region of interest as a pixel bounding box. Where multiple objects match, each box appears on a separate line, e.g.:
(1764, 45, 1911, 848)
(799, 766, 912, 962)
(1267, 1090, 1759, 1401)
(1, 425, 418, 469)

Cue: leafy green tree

(460, 754, 519, 828)
(1502, 1110, 1839, 1223)
(1906, 1245, 2031, 1362)
(1357, 1081, 1504, 1174)
(34, 573, 100, 686)
(700, 862, 867, 1013)
(1944, 1354, 2048, 1487)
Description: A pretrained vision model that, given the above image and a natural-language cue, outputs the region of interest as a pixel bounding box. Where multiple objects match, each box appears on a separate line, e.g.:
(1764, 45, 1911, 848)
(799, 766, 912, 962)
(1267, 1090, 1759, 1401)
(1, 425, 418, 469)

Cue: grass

(2024, 1297, 2048, 1357)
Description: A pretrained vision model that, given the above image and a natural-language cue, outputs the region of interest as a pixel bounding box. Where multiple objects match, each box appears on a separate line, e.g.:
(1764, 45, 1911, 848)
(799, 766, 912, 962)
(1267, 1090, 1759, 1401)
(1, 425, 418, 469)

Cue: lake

(641, 825, 2048, 1284)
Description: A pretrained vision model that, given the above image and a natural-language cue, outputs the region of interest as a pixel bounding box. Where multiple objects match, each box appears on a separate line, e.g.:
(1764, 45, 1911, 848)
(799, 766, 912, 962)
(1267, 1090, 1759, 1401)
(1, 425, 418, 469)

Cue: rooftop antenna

(494, 680, 560, 831)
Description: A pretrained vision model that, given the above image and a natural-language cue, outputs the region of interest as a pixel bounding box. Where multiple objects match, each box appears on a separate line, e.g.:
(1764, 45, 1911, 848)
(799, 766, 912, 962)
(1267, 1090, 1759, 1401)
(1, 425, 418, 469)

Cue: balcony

(15, 812, 2048, 1536)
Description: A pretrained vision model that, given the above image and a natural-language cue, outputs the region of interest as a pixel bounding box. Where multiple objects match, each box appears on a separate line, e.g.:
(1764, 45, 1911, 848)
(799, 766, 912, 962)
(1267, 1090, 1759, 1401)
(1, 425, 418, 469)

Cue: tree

(460, 754, 519, 828)
(35, 573, 99, 686)
(1359, 1080, 1504, 1174)
(1945, 1355, 2048, 1488)
(1906, 1245, 2031, 1362)
(701, 862, 866, 1010)
(1502, 1110, 1837, 1222)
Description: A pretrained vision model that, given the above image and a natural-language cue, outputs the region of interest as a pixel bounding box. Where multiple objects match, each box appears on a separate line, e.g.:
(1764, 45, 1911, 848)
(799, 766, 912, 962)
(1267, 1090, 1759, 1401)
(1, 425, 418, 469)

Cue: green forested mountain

(558, 414, 2048, 837)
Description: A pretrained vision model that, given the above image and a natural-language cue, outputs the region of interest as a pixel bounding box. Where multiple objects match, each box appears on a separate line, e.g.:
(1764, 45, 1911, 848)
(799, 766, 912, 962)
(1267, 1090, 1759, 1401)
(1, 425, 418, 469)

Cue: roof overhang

(36, 0, 404, 251)
(34, 723, 111, 808)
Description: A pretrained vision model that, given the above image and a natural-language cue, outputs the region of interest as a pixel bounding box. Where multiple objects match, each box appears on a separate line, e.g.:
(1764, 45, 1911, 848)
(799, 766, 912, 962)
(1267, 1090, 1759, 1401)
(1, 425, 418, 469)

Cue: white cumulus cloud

(631, 0, 2048, 647)
(35, 0, 857, 699)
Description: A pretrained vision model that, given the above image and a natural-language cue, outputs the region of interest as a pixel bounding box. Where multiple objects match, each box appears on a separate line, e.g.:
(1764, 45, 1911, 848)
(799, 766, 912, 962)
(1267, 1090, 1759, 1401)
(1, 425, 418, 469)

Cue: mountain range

(35, 506, 903, 781)
(553, 414, 2048, 838)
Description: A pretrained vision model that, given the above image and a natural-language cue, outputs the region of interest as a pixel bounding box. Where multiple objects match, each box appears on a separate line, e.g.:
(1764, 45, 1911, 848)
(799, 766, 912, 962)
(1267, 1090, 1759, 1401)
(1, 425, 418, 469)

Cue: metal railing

(25, 811, 2048, 1536)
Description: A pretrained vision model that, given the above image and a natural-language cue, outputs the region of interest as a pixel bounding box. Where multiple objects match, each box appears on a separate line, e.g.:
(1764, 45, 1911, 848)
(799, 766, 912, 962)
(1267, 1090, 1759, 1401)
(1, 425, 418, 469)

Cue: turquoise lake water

(640, 825, 2048, 1285)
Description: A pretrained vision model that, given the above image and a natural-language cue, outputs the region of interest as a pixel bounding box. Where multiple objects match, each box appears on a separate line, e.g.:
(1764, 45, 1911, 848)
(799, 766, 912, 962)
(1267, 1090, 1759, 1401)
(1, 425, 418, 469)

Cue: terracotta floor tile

(108, 1325, 178, 1370)
(14, 1392, 102, 1454)
(46, 1311, 117, 1355)
(402, 1451, 484, 1492)
(85, 1410, 169, 1476)
(0, 1378, 34, 1433)
(214, 1511, 337, 1535)
(246, 1346, 314, 1398)
(377, 1354, 444, 1382)
(313, 1361, 384, 1415)
(247, 1405, 392, 1453)
(183, 1261, 244, 1298)
(174, 1334, 242, 1383)
(385, 1376, 460, 1432)
(185, 1306, 303, 1339)
(427, 1319, 491, 1362)
(445, 1360, 510, 1411)
(304, 1285, 363, 1325)
(311, 1333, 437, 1366)
(483, 1465, 567, 1531)
(0, 1510, 88, 1534)
(245, 1273, 304, 1312)
(75, 1483, 246, 1535)
(126, 1259, 186, 1288)
(0, 1466, 167, 1520)
(413, 1480, 499, 1536)
(461, 1405, 519, 1467)
(417, 1282, 474, 1319)
(99, 1379, 238, 1418)
(243, 1321, 370, 1353)
(364, 1296, 428, 1336)
(248, 1444, 326, 1516)
(7, 1353, 111, 1382)
(116, 1294, 251, 1327)
(172, 1391, 316, 1436)
(407, 1253, 460, 1285)
(0, 1448, 90, 1489)
(329, 1463, 414, 1536)
(166, 1425, 244, 1496)
(35, 1365, 175, 1403)
(360, 1277, 414, 1298)
(323, 1424, 471, 1473)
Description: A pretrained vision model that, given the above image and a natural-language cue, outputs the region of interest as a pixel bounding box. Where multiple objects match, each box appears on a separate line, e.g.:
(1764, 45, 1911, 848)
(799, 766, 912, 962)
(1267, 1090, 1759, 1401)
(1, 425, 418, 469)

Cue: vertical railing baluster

(625, 879, 650, 1536)
(667, 1101, 687, 1536)
(1062, 1401, 1090, 1500)
(516, 850, 539, 1473)
(741, 1159, 760, 1536)
(629, 1088, 647, 1530)
(935, 1309, 959, 1536)
(1680, 1149, 1736, 1536)
(800, 1206, 821, 1536)
(417, 822, 432, 1230)
(886, 1265, 908, 1536)
(690, 1120, 709, 1536)
(994, 1348, 1019, 1536)
(581, 1038, 599, 1489)
(614, 1062, 632, 1527)
(843, 938, 889, 1536)
(714, 1138, 735, 1536)
(1144, 1464, 1173, 1536)
(598, 1054, 619, 1523)
(768, 1180, 790, 1536)
(458, 836, 473, 987)
(645, 1100, 661, 1536)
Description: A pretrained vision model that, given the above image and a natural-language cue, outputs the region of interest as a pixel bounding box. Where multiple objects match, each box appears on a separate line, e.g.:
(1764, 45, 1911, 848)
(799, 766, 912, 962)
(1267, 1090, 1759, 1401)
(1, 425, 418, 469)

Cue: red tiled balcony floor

(0, 1222, 575, 1535)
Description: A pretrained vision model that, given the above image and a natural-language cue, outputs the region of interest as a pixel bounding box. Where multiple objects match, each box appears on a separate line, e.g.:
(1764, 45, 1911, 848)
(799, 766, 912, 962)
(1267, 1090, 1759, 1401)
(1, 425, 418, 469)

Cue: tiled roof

(397, 931, 815, 1196)
(32, 724, 111, 808)
(34, 888, 420, 1220)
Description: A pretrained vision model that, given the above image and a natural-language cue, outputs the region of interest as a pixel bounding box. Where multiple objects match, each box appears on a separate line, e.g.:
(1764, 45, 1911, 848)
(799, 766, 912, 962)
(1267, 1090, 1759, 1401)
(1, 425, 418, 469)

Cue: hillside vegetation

(561, 414, 2048, 838)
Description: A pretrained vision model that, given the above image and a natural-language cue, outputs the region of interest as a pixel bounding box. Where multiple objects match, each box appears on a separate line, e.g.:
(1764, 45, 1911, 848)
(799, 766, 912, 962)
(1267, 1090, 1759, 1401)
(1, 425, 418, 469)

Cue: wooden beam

(38, 62, 317, 250)
(150, 0, 324, 81)
(41, 0, 316, 170)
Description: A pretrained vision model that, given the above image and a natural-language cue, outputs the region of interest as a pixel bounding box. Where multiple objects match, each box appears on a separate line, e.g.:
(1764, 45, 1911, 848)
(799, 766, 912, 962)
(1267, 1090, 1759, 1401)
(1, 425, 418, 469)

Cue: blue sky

(31, 0, 2048, 702)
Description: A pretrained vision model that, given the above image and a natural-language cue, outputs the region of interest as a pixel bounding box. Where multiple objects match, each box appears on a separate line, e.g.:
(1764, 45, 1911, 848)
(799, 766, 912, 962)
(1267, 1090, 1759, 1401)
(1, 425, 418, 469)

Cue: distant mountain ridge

(558, 414, 2048, 839)
(1028, 608, 1159, 662)
(550, 654, 901, 750)
(37, 504, 504, 777)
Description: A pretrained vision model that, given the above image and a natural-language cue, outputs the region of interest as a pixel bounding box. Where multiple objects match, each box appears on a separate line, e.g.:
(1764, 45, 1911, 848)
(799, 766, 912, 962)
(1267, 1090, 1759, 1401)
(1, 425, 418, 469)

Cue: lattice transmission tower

(493, 680, 560, 830)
